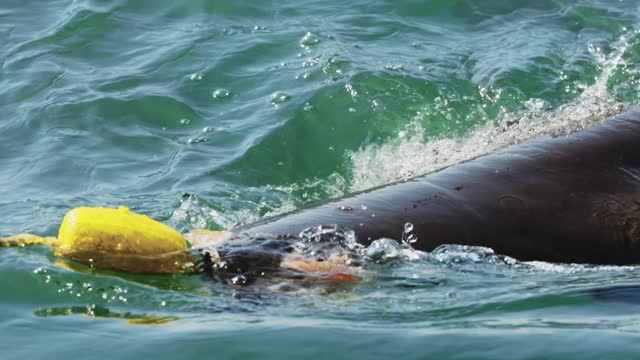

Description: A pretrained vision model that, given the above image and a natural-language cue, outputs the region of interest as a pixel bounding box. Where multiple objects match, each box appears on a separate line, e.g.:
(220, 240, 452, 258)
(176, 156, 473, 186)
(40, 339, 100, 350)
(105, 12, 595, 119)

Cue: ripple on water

(2, 1, 640, 357)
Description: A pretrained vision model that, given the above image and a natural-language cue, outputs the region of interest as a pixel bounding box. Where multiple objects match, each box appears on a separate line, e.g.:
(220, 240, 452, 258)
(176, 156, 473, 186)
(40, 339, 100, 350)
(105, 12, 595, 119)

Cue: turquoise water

(2, 0, 640, 358)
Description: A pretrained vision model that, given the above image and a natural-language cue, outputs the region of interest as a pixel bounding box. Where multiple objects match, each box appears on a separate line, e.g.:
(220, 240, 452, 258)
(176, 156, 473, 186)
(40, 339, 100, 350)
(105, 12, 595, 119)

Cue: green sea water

(2, 0, 640, 358)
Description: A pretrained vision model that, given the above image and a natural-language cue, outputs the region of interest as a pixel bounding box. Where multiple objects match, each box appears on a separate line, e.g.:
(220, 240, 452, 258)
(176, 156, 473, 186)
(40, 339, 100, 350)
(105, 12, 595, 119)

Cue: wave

(348, 31, 636, 191)
(173, 31, 639, 231)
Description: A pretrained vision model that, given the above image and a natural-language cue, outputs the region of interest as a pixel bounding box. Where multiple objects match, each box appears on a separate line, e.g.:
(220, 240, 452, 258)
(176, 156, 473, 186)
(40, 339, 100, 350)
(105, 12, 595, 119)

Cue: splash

(170, 194, 297, 232)
(348, 33, 635, 191)
(170, 174, 348, 232)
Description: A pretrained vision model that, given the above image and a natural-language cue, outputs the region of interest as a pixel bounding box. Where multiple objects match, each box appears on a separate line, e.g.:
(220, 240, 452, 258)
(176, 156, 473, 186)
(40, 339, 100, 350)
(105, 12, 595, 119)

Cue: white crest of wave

(348, 34, 633, 192)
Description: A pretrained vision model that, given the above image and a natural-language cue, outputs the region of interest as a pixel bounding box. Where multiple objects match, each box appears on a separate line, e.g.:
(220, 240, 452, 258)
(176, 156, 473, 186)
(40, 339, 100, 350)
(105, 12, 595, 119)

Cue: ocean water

(2, 0, 640, 358)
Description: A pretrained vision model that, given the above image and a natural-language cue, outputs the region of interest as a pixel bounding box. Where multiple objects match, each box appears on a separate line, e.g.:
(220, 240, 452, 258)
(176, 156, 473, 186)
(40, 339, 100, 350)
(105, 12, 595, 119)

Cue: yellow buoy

(55, 206, 190, 273)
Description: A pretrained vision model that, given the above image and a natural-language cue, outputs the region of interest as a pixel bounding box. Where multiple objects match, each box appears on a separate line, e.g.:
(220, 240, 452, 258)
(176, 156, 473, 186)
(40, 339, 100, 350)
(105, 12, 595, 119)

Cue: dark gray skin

(243, 110, 640, 265)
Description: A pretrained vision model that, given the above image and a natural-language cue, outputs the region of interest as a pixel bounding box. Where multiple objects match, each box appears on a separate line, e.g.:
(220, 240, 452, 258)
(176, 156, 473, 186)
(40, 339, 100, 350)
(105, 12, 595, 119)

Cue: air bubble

(300, 32, 320, 46)
(213, 88, 231, 99)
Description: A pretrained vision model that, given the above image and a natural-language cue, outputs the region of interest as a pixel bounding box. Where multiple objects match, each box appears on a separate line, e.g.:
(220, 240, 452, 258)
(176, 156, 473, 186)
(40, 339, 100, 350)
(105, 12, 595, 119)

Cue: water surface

(2, 0, 640, 358)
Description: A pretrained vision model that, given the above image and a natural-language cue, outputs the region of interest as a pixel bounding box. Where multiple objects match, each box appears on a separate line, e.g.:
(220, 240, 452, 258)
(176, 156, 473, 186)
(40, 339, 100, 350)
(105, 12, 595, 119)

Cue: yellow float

(1, 206, 191, 273)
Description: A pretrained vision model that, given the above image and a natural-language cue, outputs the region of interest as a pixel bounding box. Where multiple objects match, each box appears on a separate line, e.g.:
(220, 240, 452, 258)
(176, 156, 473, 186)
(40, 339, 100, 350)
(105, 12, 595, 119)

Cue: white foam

(525, 260, 638, 274)
(348, 34, 633, 192)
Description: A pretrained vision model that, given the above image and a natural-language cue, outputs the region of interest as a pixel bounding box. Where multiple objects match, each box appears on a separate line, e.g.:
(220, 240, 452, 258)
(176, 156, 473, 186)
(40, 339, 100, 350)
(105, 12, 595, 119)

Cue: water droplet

(345, 83, 358, 97)
(298, 224, 359, 249)
(230, 275, 248, 285)
(212, 88, 230, 99)
(402, 222, 417, 244)
(404, 223, 414, 233)
(270, 91, 289, 108)
(300, 32, 320, 46)
(188, 137, 208, 144)
(385, 64, 405, 71)
(303, 102, 314, 111)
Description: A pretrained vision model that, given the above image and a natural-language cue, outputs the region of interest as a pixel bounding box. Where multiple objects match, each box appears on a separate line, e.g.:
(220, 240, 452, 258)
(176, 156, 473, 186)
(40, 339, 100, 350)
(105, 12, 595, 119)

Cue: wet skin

(244, 110, 640, 265)
(189, 232, 362, 285)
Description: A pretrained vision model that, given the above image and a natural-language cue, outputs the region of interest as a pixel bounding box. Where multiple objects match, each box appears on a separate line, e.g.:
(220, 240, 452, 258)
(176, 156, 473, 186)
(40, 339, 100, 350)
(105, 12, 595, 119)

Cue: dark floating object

(244, 109, 640, 265)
